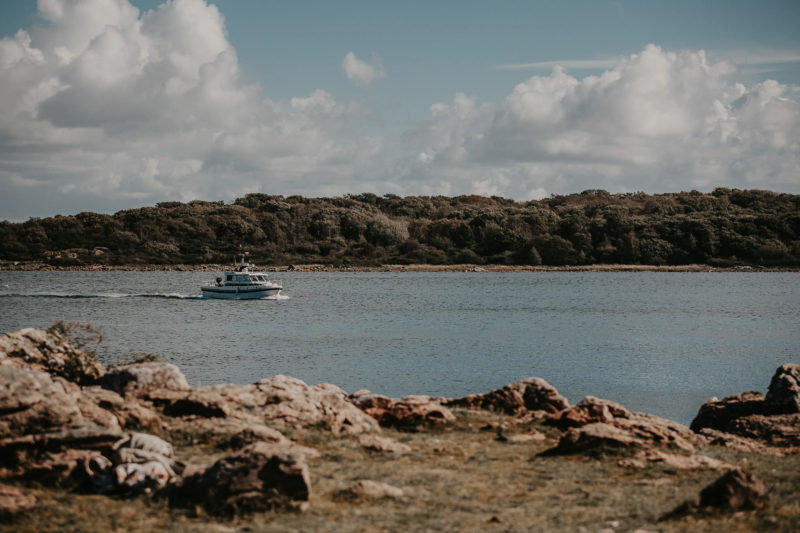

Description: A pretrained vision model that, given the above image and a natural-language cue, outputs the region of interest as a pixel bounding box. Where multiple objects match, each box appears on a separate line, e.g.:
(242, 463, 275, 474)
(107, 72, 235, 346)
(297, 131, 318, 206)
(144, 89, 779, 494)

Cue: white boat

(201, 255, 283, 300)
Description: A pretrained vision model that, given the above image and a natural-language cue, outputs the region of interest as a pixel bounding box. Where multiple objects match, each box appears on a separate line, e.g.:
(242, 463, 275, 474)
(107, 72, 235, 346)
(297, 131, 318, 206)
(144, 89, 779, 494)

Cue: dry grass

(3, 409, 799, 532)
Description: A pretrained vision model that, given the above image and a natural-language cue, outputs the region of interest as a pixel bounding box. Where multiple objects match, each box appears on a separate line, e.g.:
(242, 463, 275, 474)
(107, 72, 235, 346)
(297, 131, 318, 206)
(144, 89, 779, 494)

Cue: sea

(1, 271, 797, 426)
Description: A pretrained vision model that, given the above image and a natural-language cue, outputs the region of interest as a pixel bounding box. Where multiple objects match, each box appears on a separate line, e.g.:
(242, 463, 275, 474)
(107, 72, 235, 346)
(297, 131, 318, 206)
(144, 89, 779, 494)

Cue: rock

(0, 367, 85, 437)
(690, 364, 800, 448)
(546, 396, 631, 428)
(0, 327, 104, 385)
(765, 363, 800, 413)
(0, 484, 36, 516)
(158, 389, 231, 418)
(101, 362, 191, 397)
(0, 366, 123, 465)
(541, 396, 695, 456)
(542, 416, 695, 457)
(346, 480, 403, 499)
(698, 468, 768, 510)
(507, 432, 546, 443)
(727, 413, 800, 446)
(695, 428, 787, 455)
(149, 375, 379, 436)
(25, 448, 106, 483)
(689, 391, 767, 433)
(617, 449, 731, 470)
(541, 423, 642, 455)
(171, 442, 311, 515)
(358, 434, 412, 454)
(444, 377, 569, 415)
(355, 394, 456, 430)
(81, 387, 163, 433)
(0, 422, 124, 465)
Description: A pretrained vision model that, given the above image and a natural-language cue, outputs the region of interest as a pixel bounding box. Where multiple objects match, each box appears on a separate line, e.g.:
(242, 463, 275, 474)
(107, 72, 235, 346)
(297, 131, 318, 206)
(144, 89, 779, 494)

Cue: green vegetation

(2, 189, 798, 267)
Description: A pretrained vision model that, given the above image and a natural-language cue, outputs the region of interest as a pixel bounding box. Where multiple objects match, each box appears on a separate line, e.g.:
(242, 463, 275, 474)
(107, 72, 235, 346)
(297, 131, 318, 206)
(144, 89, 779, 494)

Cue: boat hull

(201, 286, 282, 299)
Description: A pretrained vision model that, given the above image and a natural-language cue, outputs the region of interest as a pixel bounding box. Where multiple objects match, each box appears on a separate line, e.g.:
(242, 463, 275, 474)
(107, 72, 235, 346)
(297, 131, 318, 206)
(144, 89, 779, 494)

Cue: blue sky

(0, 0, 798, 219)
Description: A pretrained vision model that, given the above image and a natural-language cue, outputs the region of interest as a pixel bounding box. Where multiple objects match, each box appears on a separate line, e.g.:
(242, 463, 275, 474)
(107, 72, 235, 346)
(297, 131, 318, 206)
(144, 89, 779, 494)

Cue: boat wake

(0, 292, 204, 300)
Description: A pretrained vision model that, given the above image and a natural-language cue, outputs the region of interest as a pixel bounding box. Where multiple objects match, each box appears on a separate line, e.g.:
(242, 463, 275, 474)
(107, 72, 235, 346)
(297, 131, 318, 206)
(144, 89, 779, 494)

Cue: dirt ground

(4, 409, 798, 533)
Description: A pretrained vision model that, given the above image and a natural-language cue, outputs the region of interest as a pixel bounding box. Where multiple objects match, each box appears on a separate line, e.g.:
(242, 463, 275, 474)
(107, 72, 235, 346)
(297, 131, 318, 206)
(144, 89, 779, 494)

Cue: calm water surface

(1, 271, 797, 425)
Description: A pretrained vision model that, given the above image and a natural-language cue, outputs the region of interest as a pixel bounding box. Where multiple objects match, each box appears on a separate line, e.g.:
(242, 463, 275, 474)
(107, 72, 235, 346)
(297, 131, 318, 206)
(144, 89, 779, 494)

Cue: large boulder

(0, 367, 123, 467)
(444, 377, 569, 415)
(148, 375, 379, 436)
(0, 327, 104, 385)
(690, 364, 800, 448)
(354, 394, 456, 430)
(698, 469, 768, 510)
(81, 387, 163, 434)
(541, 396, 695, 456)
(0, 367, 84, 437)
(101, 362, 191, 398)
(765, 363, 800, 413)
(726, 413, 800, 447)
(545, 396, 632, 428)
(689, 391, 767, 432)
(170, 442, 311, 515)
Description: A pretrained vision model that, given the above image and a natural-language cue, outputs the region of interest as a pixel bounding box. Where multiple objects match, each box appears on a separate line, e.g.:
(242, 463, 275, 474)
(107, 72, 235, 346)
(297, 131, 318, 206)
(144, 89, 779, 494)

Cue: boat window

(226, 275, 232, 281)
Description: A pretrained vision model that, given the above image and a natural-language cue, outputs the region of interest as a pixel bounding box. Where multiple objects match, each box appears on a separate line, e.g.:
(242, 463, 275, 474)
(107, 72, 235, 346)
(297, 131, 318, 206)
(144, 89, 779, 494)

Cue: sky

(0, 0, 799, 220)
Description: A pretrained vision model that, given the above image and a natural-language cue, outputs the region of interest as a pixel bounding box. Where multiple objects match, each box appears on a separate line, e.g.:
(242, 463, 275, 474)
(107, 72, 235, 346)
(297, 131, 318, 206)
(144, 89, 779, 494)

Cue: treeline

(1, 189, 799, 267)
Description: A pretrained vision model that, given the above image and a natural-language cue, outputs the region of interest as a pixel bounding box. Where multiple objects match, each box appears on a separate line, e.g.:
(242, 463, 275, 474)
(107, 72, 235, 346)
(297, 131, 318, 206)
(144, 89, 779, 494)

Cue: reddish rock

(545, 396, 631, 429)
(617, 449, 731, 470)
(171, 442, 311, 515)
(689, 391, 766, 432)
(765, 363, 800, 413)
(698, 468, 768, 510)
(346, 480, 403, 499)
(0, 484, 36, 516)
(444, 377, 569, 415)
(541, 396, 696, 457)
(695, 428, 785, 455)
(542, 412, 695, 457)
(355, 394, 456, 430)
(25, 448, 106, 484)
(728, 413, 800, 446)
(0, 367, 85, 437)
(81, 387, 163, 434)
(150, 375, 379, 435)
(160, 390, 230, 418)
(102, 362, 191, 398)
(690, 364, 800, 449)
(358, 434, 412, 454)
(541, 423, 642, 455)
(0, 327, 104, 385)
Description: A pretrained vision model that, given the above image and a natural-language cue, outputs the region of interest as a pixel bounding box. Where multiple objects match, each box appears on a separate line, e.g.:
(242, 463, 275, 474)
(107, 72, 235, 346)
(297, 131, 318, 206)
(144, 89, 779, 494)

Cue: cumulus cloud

(0, 0, 381, 219)
(342, 51, 385, 86)
(402, 44, 800, 198)
(0, 3, 797, 221)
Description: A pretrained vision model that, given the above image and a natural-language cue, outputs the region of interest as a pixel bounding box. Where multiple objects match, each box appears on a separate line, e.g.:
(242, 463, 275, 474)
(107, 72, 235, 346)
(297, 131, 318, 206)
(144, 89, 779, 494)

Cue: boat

(201, 254, 283, 299)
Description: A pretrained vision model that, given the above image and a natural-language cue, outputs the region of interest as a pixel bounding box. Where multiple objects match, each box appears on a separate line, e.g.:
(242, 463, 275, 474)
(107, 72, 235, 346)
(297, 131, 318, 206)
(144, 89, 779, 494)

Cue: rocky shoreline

(1, 327, 798, 531)
(1, 261, 795, 273)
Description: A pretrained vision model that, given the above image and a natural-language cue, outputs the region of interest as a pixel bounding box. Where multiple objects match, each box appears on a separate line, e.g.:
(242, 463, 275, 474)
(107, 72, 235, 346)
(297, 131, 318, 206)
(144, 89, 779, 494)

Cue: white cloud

(0, 2, 797, 221)
(400, 44, 800, 199)
(342, 51, 385, 86)
(496, 59, 618, 70)
(0, 0, 382, 219)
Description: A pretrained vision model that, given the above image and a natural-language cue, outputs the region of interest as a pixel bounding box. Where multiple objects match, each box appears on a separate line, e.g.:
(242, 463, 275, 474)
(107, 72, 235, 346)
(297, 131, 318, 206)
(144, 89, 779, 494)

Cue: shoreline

(1, 327, 799, 530)
(1, 261, 797, 272)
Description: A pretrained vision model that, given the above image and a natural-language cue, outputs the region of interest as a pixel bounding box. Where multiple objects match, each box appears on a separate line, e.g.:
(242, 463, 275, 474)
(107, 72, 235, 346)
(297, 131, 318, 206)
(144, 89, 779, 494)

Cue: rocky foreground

(0, 328, 798, 532)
